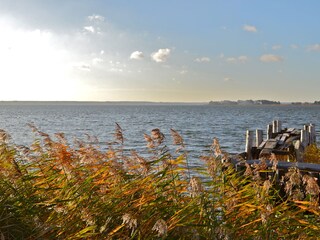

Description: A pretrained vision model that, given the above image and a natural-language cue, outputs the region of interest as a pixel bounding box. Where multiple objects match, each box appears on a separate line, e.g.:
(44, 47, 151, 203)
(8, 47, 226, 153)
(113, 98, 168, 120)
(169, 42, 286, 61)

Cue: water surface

(1, 103, 319, 167)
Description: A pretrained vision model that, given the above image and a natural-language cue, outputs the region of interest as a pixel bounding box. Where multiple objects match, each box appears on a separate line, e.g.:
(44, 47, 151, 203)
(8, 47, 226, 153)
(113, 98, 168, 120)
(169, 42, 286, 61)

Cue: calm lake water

(0, 102, 319, 167)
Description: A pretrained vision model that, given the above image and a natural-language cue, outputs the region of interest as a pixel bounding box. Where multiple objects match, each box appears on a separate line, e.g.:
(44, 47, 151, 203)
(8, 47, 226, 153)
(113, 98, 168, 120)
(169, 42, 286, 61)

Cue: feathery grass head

(170, 128, 184, 146)
(143, 133, 154, 148)
(151, 128, 165, 145)
(114, 122, 124, 144)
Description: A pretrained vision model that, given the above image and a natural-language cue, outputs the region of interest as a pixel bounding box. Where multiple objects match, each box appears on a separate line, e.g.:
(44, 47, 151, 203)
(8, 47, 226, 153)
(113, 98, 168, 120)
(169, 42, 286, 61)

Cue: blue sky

(0, 0, 319, 102)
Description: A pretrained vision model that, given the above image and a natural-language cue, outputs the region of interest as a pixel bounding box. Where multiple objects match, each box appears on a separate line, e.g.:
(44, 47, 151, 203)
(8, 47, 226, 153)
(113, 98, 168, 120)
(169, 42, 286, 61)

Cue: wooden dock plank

(264, 139, 278, 149)
(287, 128, 295, 132)
(278, 135, 287, 145)
(258, 140, 267, 149)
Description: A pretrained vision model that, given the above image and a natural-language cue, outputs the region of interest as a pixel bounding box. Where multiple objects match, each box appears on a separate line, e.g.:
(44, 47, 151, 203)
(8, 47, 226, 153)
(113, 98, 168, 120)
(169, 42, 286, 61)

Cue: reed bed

(0, 125, 319, 239)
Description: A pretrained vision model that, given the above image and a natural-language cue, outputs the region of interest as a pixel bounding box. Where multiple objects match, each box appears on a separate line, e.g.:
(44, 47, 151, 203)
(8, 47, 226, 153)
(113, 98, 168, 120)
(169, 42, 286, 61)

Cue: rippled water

(1, 102, 320, 167)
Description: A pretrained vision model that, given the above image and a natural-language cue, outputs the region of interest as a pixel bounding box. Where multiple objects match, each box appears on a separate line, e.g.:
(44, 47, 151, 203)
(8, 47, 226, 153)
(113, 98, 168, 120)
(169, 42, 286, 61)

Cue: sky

(0, 0, 320, 102)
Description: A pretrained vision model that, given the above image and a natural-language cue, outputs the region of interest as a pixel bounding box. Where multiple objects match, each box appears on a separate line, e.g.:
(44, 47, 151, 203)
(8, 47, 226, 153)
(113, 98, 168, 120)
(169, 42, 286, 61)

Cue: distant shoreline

(209, 100, 320, 106)
(0, 100, 319, 106)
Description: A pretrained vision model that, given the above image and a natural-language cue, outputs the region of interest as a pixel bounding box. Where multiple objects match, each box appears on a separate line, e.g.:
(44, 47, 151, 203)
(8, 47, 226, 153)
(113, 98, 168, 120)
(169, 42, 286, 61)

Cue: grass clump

(0, 125, 319, 239)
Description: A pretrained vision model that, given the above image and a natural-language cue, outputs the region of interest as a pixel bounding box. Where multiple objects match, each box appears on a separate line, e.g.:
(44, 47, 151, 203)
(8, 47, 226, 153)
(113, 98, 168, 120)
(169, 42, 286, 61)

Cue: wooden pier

(245, 121, 316, 161)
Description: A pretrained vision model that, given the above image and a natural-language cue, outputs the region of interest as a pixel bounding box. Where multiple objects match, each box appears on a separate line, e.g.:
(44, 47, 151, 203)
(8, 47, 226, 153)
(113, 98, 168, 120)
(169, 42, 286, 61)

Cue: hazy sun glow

(0, 20, 80, 100)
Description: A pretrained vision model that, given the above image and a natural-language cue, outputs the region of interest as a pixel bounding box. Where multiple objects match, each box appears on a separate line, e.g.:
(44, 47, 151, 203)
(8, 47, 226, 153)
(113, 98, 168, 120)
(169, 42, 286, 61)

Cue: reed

(304, 144, 320, 164)
(0, 125, 319, 239)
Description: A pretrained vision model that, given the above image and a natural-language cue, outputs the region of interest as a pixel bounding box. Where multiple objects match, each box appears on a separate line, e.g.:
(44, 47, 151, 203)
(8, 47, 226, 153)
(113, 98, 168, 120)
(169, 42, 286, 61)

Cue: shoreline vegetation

(0, 124, 320, 239)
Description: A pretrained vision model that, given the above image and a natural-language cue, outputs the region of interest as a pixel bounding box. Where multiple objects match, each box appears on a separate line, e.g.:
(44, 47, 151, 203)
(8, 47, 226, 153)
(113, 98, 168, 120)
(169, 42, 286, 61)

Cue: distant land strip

(209, 100, 320, 106)
(0, 100, 320, 106)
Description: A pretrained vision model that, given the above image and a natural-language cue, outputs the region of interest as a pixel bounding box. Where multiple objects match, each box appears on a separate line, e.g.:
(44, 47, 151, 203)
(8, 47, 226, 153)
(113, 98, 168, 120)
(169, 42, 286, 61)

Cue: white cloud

(100, 50, 104, 55)
(307, 44, 320, 51)
(243, 24, 257, 32)
(151, 48, 171, 62)
(195, 57, 211, 62)
(92, 58, 103, 65)
(224, 77, 232, 82)
(179, 70, 188, 75)
(272, 45, 282, 50)
(290, 44, 298, 49)
(130, 51, 144, 60)
(226, 55, 248, 63)
(260, 54, 283, 62)
(83, 26, 95, 33)
(88, 15, 105, 22)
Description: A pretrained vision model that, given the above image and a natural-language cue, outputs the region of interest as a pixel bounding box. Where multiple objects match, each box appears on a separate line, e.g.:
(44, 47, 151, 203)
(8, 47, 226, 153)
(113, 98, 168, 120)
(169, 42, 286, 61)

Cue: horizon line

(0, 100, 319, 104)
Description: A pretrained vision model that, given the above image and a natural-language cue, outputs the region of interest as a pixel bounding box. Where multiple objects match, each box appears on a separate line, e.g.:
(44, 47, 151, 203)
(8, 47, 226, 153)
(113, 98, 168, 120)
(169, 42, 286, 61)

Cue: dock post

(245, 130, 254, 160)
(309, 124, 316, 144)
(272, 120, 278, 133)
(256, 129, 263, 147)
(277, 120, 282, 132)
(294, 140, 303, 162)
(301, 129, 309, 147)
(267, 124, 273, 139)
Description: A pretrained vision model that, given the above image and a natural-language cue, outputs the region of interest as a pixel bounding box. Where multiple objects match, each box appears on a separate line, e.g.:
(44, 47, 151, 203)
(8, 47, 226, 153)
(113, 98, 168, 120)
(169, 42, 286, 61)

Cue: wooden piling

(309, 124, 316, 144)
(294, 140, 303, 162)
(305, 127, 310, 146)
(277, 120, 282, 132)
(272, 120, 282, 133)
(245, 130, 254, 160)
(272, 120, 278, 133)
(267, 124, 273, 139)
(256, 129, 263, 147)
(301, 129, 309, 147)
